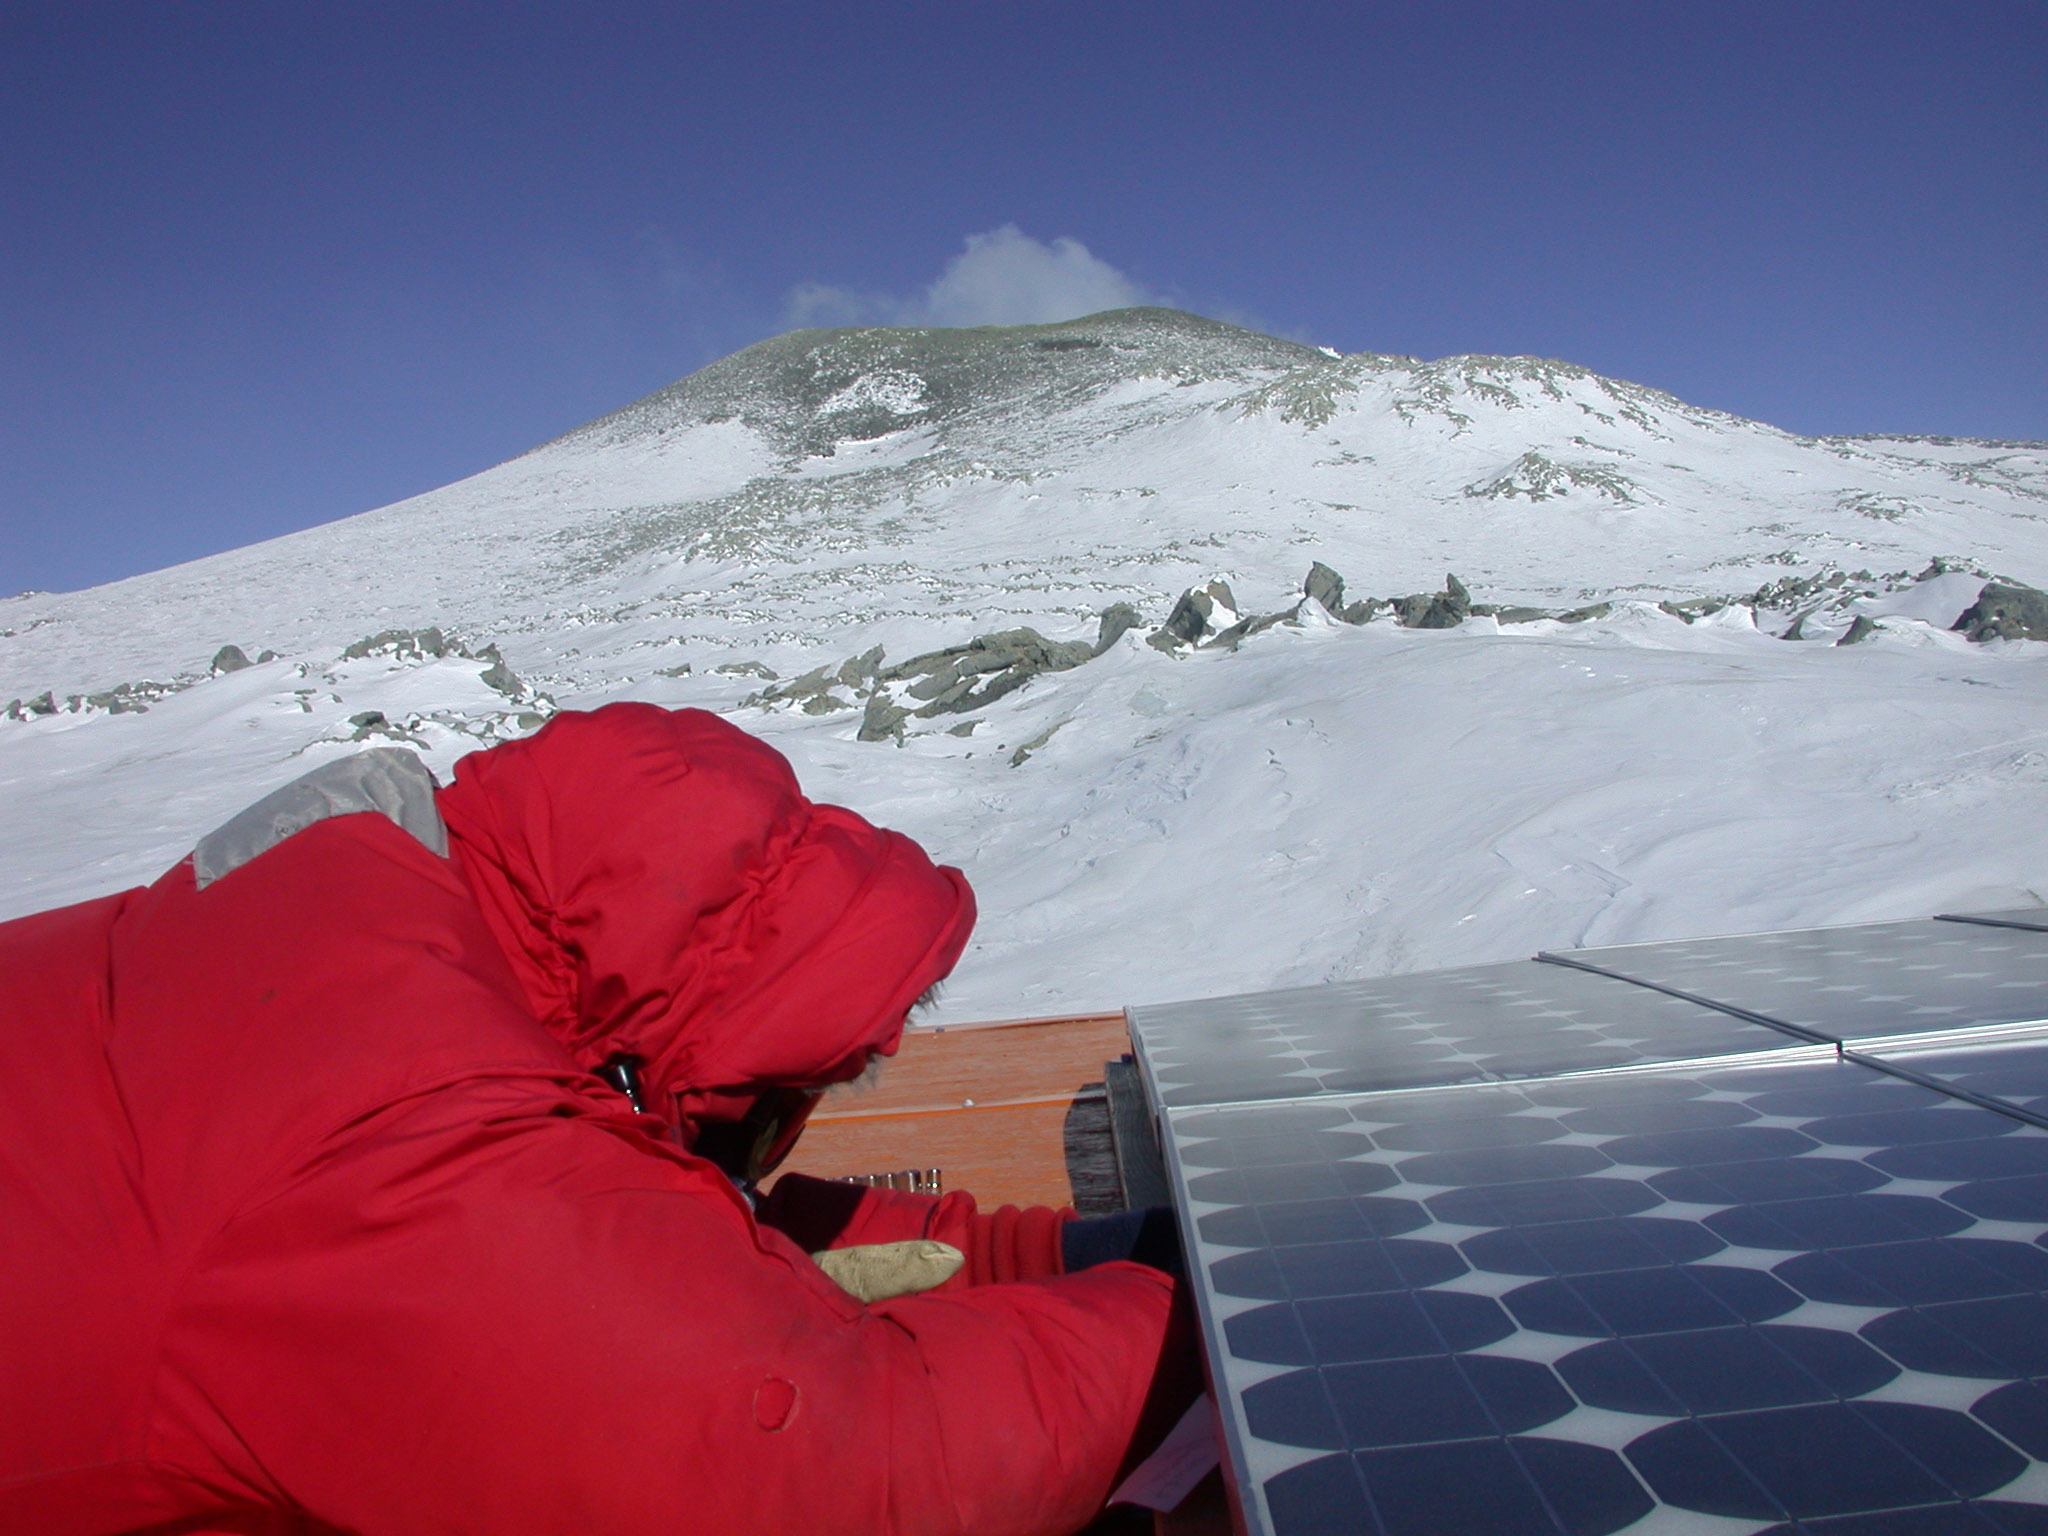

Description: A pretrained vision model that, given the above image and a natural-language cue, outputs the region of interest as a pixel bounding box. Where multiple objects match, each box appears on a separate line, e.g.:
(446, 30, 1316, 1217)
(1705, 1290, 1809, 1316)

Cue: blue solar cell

(1743, 1080, 1944, 1119)
(1505, 1265, 1804, 1338)
(1177, 1128, 1367, 1169)
(1554, 1098, 1758, 1135)
(1629, 1401, 2022, 1519)
(1774, 1238, 2048, 1307)
(1222, 1302, 1313, 1366)
(1343, 1437, 1640, 1536)
(1210, 1236, 1470, 1301)
(1462, 1214, 1726, 1277)
(1705, 1192, 1975, 1250)
(1391, 1141, 1612, 1187)
(1510, 1437, 1659, 1536)
(1871, 1137, 2048, 1181)
(1758, 1504, 2048, 1534)
(1260, 1454, 1372, 1534)
(1802, 1107, 2021, 1148)
(1526, 1074, 1713, 1107)
(1646, 1154, 1889, 1205)
(1310, 1355, 1568, 1445)
(1425, 1174, 1659, 1229)
(1948, 1172, 2048, 1223)
(1198, 1193, 1429, 1248)
(1564, 1325, 1897, 1416)
(1243, 1368, 1344, 1449)
(1553, 920, 2048, 1043)
(1295, 1289, 1515, 1363)
(1185, 1156, 1398, 1207)
(1593, 1124, 1821, 1167)
(1972, 1381, 2048, 1459)
(1371, 1114, 1567, 1153)
(1868, 1295, 2048, 1377)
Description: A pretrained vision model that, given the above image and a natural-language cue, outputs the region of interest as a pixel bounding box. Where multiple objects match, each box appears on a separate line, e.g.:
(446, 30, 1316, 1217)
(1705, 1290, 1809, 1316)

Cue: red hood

(436, 704, 975, 1115)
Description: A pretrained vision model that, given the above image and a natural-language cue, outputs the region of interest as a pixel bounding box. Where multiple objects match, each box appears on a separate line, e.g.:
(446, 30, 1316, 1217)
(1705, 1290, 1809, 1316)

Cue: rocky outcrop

(1954, 582, 2048, 642)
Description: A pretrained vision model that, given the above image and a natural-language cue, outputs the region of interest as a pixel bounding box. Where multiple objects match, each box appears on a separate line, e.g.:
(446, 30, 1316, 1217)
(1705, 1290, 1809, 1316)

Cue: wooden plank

(811, 1014, 1133, 1119)
(772, 1013, 1136, 1210)
(775, 1100, 1086, 1210)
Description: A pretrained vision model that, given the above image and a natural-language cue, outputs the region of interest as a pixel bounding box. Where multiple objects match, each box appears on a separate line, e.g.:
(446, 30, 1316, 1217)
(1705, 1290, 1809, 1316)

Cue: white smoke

(786, 225, 1162, 330)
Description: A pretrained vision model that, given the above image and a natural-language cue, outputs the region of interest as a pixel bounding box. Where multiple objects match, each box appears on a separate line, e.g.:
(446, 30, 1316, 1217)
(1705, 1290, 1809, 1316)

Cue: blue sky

(4, 2, 2043, 595)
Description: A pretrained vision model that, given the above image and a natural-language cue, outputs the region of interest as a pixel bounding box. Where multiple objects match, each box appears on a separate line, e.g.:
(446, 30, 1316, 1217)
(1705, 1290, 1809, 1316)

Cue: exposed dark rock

(1658, 598, 1726, 623)
(858, 694, 910, 743)
(1837, 615, 1878, 646)
(715, 660, 779, 680)
(475, 645, 524, 698)
(1093, 603, 1143, 653)
(1558, 603, 1612, 623)
(1396, 573, 1472, 629)
(211, 645, 252, 675)
(1205, 611, 1292, 653)
(1954, 582, 2048, 643)
(257, 649, 279, 663)
(1339, 598, 1381, 624)
(1148, 579, 1237, 650)
(1304, 561, 1346, 615)
(344, 627, 453, 661)
(1494, 606, 1550, 624)
(837, 645, 886, 692)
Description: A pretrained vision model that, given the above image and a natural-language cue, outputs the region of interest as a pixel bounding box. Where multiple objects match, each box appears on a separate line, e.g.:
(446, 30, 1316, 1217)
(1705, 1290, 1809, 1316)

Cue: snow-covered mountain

(6, 307, 2048, 1022)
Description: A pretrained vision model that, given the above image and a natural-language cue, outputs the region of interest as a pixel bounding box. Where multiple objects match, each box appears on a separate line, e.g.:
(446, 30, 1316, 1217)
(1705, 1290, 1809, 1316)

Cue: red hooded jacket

(0, 704, 1181, 1536)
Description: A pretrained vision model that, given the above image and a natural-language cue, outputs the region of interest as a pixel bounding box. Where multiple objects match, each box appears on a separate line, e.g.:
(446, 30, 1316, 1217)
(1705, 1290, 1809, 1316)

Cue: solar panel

(1856, 1026, 2048, 1128)
(1131, 916, 2048, 1533)
(1163, 1053, 2048, 1535)
(1545, 919, 2048, 1044)
(1942, 909, 2048, 936)
(1127, 960, 1811, 1109)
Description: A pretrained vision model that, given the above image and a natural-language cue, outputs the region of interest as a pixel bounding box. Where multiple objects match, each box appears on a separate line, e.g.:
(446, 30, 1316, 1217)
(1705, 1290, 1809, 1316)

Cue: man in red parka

(0, 702, 1187, 1536)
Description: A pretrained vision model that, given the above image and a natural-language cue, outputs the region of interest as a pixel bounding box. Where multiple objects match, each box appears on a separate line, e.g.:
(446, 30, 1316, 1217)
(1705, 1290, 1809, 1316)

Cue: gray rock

(475, 645, 524, 697)
(837, 645, 886, 692)
(1954, 582, 2048, 642)
(344, 627, 453, 661)
(1204, 611, 1292, 653)
(211, 644, 252, 675)
(1093, 603, 1143, 653)
(858, 694, 910, 743)
(1149, 580, 1236, 649)
(1558, 603, 1612, 624)
(1397, 573, 1472, 630)
(1304, 561, 1346, 615)
(1837, 615, 1878, 646)
(1494, 606, 1550, 625)
(1339, 598, 1380, 625)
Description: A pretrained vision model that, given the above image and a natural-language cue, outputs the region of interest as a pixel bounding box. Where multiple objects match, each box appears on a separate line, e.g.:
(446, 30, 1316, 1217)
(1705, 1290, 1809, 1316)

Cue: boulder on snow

(1304, 562, 1346, 616)
(1836, 615, 1878, 646)
(211, 645, 252, 675)
(1395, 573, 1471, 629)
(1954, 582, 2048, 643)
(1093, 603, 1143, 653)
(1148, 579, 1238, 650)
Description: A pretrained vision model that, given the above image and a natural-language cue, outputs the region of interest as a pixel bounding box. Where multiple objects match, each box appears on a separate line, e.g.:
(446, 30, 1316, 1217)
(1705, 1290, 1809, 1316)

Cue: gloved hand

(812, 1239, 965, 1303)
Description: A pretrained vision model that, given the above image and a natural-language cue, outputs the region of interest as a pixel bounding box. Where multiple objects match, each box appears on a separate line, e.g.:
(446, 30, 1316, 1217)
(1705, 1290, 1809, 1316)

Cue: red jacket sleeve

(155, 1081, 1179, 1536)
(757, 1171, 1072, 1285)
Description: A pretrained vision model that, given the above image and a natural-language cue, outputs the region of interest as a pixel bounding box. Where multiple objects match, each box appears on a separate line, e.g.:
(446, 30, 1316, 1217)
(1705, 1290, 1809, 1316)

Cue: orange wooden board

(772, 1013, 1132, 1209)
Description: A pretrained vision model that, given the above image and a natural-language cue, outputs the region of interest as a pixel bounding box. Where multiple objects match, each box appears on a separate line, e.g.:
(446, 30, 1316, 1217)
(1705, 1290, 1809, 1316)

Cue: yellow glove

(812, 1240, 965, 1303)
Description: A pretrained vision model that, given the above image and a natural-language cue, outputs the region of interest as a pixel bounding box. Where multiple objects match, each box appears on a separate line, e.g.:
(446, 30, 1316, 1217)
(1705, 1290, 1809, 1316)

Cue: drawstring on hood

(435, 704, 975, 1129)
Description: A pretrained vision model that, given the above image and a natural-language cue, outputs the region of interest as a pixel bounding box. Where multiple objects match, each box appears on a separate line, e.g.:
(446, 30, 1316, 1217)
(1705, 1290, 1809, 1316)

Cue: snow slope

(5, 308, 2047, 1023)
